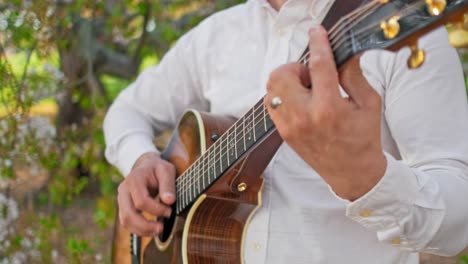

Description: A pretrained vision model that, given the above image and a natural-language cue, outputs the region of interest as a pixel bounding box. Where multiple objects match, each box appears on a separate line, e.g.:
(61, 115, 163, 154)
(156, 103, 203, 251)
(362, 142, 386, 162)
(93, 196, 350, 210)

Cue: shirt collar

(251, 0, 330, 20)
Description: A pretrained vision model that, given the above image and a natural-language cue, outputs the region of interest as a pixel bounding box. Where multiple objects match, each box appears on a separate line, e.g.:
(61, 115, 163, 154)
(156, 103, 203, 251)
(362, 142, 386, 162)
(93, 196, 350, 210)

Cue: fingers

(128, 169, 172, 218)
(155, 160, 176, 205)
(117, 154, 177, 237)
(308, 26, 341, 101)
(118, 183, 163, 237)
(265, 63, 310, 110)
(339, 55, 381, 109)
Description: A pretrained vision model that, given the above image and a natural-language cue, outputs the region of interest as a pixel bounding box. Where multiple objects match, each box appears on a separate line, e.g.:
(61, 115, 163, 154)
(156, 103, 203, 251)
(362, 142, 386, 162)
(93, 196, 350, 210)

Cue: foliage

(460, 255, 468, 264)
(0, 0, 242, 262)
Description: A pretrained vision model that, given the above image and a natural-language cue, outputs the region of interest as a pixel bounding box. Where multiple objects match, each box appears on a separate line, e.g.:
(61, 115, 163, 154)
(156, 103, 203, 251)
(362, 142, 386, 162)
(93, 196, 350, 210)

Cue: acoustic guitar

(112, 0, 468, 263)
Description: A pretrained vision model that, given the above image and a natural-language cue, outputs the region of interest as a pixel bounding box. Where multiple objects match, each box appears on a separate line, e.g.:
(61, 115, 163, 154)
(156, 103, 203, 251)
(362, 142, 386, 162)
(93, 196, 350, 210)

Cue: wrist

(330, 152, 387, 201)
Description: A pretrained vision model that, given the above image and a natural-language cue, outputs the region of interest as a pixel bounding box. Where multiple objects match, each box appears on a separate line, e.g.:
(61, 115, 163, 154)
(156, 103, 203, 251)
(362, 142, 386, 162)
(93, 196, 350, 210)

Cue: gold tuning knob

(380, 16, 400, 39)
(426, 0, 446, 16)
(407, 44, 426, 69)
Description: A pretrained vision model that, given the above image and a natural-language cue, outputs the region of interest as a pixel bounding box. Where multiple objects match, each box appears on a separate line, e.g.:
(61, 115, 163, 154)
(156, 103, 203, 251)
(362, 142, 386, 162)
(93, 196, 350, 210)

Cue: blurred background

(0, 1, 467, 263)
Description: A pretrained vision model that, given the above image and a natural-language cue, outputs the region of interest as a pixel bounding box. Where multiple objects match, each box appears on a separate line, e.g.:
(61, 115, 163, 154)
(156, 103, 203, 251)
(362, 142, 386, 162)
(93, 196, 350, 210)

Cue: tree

(0, 0, 242, 262)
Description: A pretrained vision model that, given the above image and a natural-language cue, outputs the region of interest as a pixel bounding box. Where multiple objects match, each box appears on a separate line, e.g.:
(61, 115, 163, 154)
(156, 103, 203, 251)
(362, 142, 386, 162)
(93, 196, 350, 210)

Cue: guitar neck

(175, 0, 468, 214)
(175, 99, 276, 214)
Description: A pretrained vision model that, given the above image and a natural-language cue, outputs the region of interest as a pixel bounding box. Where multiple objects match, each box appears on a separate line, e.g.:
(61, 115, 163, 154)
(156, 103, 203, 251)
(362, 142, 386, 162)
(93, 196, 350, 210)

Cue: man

(104, 0, 468, 263)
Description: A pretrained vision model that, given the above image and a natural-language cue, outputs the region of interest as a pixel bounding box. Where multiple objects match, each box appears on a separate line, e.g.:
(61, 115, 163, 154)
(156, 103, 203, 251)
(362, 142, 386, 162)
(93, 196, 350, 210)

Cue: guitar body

(112, 109, 282, 264)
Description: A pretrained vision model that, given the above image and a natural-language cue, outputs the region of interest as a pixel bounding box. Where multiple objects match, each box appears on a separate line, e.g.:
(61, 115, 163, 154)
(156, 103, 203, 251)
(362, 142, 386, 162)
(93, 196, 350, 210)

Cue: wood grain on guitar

(112, 0, 468, 263)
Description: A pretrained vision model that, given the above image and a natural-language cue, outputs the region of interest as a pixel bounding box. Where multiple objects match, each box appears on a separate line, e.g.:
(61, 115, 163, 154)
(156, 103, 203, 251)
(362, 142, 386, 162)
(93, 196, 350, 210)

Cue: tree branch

(95, 44, 139, 79)
(132, 0, 151, 64)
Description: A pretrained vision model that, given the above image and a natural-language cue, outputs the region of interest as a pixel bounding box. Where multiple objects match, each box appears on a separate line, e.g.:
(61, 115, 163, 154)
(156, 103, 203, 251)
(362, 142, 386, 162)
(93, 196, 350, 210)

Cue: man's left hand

(265, 26, 387, 201)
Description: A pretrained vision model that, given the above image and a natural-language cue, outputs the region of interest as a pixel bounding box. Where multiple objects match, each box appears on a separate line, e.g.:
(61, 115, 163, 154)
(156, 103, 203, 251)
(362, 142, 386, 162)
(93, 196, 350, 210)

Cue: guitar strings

(176, 1, 385, 198)
(297, 0, 384, 63)
(175, 1, 389, 208)
(300, 0, 427, 65)
(175, 104, 270, 208)
(175, 1, 386, 204)
(175, 0, 428, 209)
(175, 100, 268, 201)
(329, 1, 426, 56)
(328, 0, 383, 43)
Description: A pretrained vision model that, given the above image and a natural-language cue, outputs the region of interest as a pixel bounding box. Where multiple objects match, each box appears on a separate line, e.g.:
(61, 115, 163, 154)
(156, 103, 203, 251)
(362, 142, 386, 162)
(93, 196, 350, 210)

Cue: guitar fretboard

(175, 100, 275, 214)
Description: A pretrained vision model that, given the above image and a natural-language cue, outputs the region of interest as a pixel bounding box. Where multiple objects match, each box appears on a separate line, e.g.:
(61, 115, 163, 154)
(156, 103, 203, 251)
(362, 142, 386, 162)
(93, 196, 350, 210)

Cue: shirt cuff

(332, 152, 444, 249)
(116, 134, 159, 177)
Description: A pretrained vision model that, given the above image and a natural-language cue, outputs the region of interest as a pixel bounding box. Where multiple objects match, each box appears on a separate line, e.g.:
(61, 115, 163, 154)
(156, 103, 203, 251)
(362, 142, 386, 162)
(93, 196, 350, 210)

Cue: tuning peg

(426, 0, 446, 16)
(407, 44, 426, 69)
(380, 16, 400, 39)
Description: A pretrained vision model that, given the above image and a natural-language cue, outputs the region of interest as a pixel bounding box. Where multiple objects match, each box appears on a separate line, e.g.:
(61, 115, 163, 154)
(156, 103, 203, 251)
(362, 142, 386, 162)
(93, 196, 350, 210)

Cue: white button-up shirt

(104, 0, 468, 263)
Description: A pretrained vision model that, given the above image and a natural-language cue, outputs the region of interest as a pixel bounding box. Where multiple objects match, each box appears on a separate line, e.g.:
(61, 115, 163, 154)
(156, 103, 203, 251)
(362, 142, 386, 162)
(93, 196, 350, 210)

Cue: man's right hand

(117, 152, 176, 237)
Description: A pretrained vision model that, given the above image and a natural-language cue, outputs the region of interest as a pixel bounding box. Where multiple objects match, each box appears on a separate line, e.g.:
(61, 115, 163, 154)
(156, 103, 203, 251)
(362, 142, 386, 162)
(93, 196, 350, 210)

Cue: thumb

(155, 161, 176, 205)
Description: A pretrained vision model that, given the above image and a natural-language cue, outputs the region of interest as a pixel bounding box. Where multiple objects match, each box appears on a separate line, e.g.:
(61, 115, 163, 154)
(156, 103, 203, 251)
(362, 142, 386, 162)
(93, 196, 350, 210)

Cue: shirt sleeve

(103, 28, 209, 176)
(345, 27, 468, 256)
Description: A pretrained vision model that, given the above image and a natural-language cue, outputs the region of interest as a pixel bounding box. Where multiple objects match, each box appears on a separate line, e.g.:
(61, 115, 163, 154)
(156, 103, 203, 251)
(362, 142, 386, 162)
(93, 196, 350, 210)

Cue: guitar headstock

(331, 0, 468, 69)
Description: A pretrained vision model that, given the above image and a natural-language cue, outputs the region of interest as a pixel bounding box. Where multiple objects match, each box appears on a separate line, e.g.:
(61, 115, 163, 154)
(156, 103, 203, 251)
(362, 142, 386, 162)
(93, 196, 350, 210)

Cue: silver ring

(270, 96, 283, 109)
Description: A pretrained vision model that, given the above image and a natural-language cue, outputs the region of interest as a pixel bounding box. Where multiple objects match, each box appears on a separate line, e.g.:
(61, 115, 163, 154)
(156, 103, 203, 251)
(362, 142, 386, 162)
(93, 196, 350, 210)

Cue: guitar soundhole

(159, 203, 176, 243)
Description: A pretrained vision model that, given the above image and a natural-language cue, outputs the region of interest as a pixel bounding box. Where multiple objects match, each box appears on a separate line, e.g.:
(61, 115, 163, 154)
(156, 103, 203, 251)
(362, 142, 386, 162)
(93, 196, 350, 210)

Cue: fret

(263, 104, 267, 132)
(228, 133, 236, 163)
(234, 122, 238, 159)
(176, 184, 181, 213)
(187, 168, 191, 206)
(209, 150, 215, 183)
(218, 140, 223, 172)
(252, 105, 257, 141)
(203, 155, 207, 188)
(225, 135, 230, 166)
(265, 112, 274, 130)
(187, 167, 192, 204)
(191, 168, 196, 201)
(179, 179, 185, 211)
(245, 110, 254, 149)
(198, 158, 203, 194)
(221, 151, 228, 172)
(236, 128, 245, 161)
(242, 114, 247, 151)
(254, 118, 265, 141)
(191, 179, 196, 203)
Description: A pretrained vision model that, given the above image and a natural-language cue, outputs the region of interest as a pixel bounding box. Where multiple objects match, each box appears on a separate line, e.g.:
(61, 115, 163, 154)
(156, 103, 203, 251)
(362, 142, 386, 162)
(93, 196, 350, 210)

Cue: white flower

(4, 159, 12, 168)
(33, 19, 41, 31)
(4, 239, 10, 249)
(21, 238, 32, 249)
(3, 10, 11, 18)
(46, 6, 56, 18)
(0, 19, 7, 31)
(0, 193, 19, 229)
(146, 20, 156, 32)
(14, 16, 23, 28)
(0, 120, 7, 130)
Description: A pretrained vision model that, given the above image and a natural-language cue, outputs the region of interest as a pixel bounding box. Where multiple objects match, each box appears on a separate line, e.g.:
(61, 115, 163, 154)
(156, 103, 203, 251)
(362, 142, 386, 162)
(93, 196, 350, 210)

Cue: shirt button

(253, 242, 262, 252)
(359, 210, 372, 217)
(391, 237, 401, 245)
(276, 28, 284, 36)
